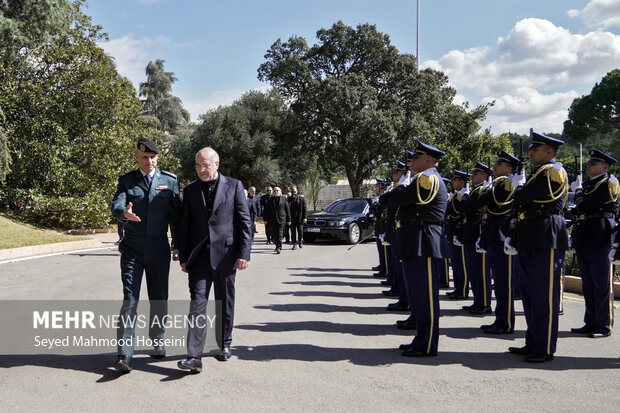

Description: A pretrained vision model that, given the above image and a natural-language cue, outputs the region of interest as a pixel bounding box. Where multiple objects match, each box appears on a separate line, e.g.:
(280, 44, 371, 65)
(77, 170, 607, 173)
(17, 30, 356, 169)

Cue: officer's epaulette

(160, 170, 177, 179)
(119, 170, 136, 179)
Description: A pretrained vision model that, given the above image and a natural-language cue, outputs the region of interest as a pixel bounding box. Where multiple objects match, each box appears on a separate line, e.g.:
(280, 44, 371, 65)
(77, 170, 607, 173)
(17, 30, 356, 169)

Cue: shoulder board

(160, 170, 177, 179)
(422, 169, 434, 177)
(552, 162, 563, 170)
(416, 171, 437, 190)
(548, 164, 567, 184)
(610, 175, 618, 186)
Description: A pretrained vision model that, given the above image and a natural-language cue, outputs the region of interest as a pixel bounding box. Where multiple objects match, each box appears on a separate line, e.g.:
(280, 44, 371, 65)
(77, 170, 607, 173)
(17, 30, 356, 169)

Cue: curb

(0, 239, 105, 261)
(565, 275, 620, 297)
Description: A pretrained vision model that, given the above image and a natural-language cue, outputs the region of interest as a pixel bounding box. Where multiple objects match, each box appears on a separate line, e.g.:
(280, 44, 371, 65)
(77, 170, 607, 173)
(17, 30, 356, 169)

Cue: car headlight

(337, 220, 346, 226)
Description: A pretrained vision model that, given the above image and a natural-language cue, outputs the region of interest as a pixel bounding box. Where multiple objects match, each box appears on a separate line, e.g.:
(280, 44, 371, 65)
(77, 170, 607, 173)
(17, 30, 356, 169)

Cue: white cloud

(422, 18, 620, 134)
(97, 34, 171, 90)
(568, 0, 620, 29)
(179, 87, 271, 122)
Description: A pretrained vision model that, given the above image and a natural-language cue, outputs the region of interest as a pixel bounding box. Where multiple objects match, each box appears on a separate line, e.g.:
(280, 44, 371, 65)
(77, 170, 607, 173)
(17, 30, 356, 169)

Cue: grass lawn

(0, 215, 89, 250)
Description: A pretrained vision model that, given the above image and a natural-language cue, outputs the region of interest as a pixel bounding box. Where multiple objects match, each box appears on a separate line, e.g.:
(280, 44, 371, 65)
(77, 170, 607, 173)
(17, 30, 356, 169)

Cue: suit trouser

(402, 255, 440, 354)
(487, 242, 515, 331)
(117, 236, 170, 356)
(375, 238, 386, 275)
(516, 249, 564, 355)
(186, 251, 236, 357)
(290, 221, 303, 245)
(271, 222, 284, 249)
(450, 243, 469, 297)
(575, 247, 614, 332)
(264, 220, 272, 242)
(464, 244, 491, 308)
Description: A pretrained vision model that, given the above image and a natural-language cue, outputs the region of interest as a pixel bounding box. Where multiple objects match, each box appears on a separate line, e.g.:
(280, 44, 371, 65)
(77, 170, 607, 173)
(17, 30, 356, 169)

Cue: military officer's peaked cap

(441, 177, 451, 185)
(412, 141, 446, 159)
(452, 169, 471, 181)
(472, 161, 492, 175)
(137, 138, 159, 154)
(375, 178, 390, 187)
(406, 150, 415, 159)
(393, 160, 406, 172)
(587, 149, 618, 165)
(528, 132, 564, 150)
(495, 150, 522, 169)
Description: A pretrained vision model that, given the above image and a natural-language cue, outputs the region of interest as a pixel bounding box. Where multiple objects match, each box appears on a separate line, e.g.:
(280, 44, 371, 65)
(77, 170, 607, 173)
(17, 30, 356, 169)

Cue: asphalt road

(1, 235, 619, 412)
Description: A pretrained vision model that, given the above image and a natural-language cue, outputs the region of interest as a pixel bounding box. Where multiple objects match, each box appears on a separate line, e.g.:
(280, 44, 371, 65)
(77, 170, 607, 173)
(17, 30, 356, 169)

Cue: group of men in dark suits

(372, 133, 618, 362)
(261, 185, 308, 253)
(112, 140, 252, 373)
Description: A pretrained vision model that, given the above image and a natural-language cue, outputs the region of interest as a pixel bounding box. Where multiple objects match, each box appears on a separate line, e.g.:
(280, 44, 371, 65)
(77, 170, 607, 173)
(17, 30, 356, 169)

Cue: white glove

(399, 170, 411, 187)
(482, 180, 491, 190)
(459, 183, 469, 196)
(452, 235, 463, 246)
(503, 237, 517, 255)
(510, 172, 526, 187)
(447, 192, 454, 201)
(475, 237, 486, 253)
(570, 174, 583, 192)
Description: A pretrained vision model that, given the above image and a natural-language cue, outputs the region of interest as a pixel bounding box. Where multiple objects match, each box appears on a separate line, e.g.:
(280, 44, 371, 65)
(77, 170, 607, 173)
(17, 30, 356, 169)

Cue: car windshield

(323, 199, 367, 214)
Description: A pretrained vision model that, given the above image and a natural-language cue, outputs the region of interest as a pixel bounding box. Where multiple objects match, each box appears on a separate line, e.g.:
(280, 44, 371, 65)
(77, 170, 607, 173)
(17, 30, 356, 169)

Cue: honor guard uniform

(438, 177, 452, 288)
(478, 150, 522, 334)
(371, 178, 389, 278)
(383, 161, 410, 313)
(111, 139, 182, 370)
(446, 170, 471, 300)
(379, 141, 447, 357)
(508, 132, 569, 363)
(570, 149, 619, 338)
(461, 162, 493, 315)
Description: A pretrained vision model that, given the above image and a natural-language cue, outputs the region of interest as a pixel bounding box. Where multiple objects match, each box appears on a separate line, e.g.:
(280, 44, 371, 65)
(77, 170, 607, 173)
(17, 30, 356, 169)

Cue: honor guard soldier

(379, 141, 447, 357)
(478, 150, 522, 334)
(446, 170, 471, 300)
(438, 177, 452, 288)
(569, 149, 619, 338)
(371, 179, 389, 278)
(461, 162, 493, 315)
(111, 138, 182, 372)
(507, 132, 569, 363)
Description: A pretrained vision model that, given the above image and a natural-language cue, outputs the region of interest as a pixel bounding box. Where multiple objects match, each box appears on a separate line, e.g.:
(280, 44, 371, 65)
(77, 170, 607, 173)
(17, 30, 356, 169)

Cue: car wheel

(346, 223, 360, 244)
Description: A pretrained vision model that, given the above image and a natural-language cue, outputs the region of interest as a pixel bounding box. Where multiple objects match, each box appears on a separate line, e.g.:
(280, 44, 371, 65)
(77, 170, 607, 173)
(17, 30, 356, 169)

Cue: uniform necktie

(145, 174, 152, 187)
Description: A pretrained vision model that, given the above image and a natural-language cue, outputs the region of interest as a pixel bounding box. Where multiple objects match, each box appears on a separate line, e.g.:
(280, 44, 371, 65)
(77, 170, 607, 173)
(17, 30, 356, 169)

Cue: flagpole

(416, 0, 420, 69)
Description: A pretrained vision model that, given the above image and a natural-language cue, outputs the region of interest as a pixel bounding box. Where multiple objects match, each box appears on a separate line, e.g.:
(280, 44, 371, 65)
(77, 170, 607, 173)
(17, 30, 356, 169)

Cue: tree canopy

(258, 21, 499, 195)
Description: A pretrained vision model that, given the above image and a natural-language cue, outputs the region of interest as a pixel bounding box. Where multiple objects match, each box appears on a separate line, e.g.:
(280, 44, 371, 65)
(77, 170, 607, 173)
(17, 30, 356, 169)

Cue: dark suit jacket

(177, 174, 252, 273)
(264, 195, 290, 224)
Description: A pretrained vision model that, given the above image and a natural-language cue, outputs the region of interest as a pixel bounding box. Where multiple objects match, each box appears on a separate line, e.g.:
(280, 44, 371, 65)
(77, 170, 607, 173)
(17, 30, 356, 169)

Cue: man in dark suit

(248, 186, 261, 235)
(263, 186, 291, 254)
(260, 187, 273, 244)
(110, 138, 181, 373)
(246, 188, 258, 241)
(287, 185, 307, 249)
(176, 147, 252, 373)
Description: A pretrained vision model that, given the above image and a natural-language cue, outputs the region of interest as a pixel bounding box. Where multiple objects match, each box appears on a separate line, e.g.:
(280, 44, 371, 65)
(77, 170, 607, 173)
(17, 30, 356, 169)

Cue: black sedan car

(303, 198, 375, 244)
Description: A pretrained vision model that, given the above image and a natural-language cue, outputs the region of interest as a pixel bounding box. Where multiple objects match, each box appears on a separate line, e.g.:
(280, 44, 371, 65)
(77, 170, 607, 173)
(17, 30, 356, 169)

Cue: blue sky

(86, 0, 620, 135)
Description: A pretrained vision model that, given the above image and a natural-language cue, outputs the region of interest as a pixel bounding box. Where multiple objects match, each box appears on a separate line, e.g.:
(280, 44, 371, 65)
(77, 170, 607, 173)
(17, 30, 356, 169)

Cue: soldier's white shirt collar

(140, 169, 156, 179)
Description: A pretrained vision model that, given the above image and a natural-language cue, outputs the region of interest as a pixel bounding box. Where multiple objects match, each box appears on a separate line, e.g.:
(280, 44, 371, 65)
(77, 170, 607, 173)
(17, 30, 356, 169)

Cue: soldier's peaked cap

(495, 150, 522, 169)
(412, 141, 446, 159)
(587, 149, 618, 165)
(452, 170, 470, 181)
(137, 138, 159, 154)
(472, 161, 492, 175)
(528, 132, 564, 150)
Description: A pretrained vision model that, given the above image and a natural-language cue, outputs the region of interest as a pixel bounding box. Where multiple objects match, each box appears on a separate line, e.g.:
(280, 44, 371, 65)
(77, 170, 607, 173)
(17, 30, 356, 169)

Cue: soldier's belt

(519, 210, 562, 220)
(395, 219, 443, 229)
(575, 212, 614, 222)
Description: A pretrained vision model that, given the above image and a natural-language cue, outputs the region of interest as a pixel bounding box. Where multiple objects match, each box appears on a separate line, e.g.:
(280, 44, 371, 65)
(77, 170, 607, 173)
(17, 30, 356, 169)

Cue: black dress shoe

(150, 345, 166, 359)
(402, 349, 437, 357)
(589, 329, 611, 338)
(178, 357, 202, 373)
(380, 280, 392, 286)
(382, 289, 399, 297)
(571, 325, 595, 334)
(439, 283, 450, 289)
(484, 327, 513, 335)
(469, 306, 492, 315)
(508, 346, 532, 355)
(386, 302, 409, 312)
(448, 294, 467, 300)
(216, 346, 232, 361)
(462, 304, 477, 310)
(292, 244, 297, 250)
(276, 247, 281, 254)
(373, 272, 387, 278)
(298, 244, 302, 249)
(372, 265, 381, 271)
(396, 320, 417, 330)
(524, 353, 554, 363)
(113, 356, 133, 372)
(399, 342, 415, 350)
(480, 323, 495, 329)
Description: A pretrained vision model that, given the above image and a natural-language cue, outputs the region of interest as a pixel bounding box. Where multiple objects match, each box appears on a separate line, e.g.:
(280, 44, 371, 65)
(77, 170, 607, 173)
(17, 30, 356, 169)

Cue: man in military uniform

(371, 179, 389, 279)
(508, 132, 569, 363)
(380, 141, 447, 357)
(111, 138, 182, 372)
(446, 170, 471, 300)
(478, 150, 522, 334)
(461, 162, 493, 315)
(570, 149, 619, 338)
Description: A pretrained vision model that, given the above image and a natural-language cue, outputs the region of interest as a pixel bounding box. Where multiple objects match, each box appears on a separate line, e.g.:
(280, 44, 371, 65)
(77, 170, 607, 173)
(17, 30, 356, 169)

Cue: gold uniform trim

(547, 248, 555, 355)
(427, 257, 434, 354)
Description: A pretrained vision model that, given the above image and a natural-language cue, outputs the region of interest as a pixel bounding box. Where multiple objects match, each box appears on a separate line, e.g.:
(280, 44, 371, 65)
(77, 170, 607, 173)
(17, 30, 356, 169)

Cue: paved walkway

(0, 234, 619, 412)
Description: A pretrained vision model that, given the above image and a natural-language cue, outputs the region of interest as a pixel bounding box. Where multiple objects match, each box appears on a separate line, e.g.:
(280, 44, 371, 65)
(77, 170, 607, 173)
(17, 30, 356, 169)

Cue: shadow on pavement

(236, 320, 411, 337)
